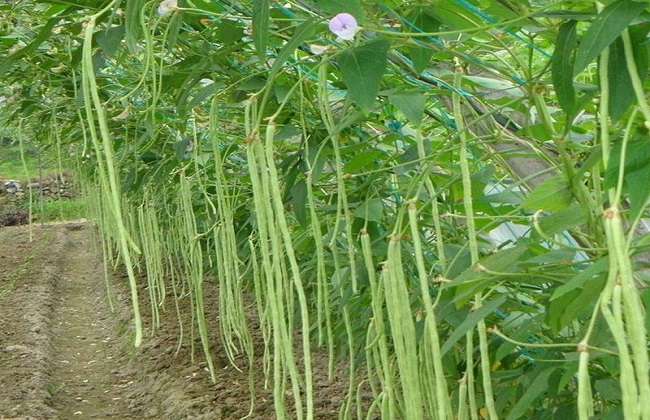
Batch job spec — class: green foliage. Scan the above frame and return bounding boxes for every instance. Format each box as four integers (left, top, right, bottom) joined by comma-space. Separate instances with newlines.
573, 0, 647, 75
521, 175, 573, 211
336, 38, 391, 114
2, 0, 649, 418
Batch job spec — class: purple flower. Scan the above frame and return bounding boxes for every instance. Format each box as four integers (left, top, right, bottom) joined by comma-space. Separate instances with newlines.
328, 13, 359, 41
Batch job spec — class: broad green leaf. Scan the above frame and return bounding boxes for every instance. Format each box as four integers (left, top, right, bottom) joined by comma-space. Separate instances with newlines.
389, 92, 426, 126
548, 271, 606, 333
607, 24, 650, 121
463, 75, 523, 97
95, 25, 125, 58
314, 0, 364, 20
551, 257, 608, 301
427, 6, 477, 31
480, 190, 524, 205
448, 244, 529, 306
605, 140, 650, 220
518, 123, 563, 142
626, 167, 650, 221
533, 10, 595, 20
252, 0, 270, 62
642, 288, 650, 332
215, 19, 245, 44
125, 0, 145, 54
533, 202, 586, 237
440, 295, 507, 356
188, 82, 225, 108
573, 0, 647, 75
0, 18, 58, 73
291, 180, 308, 227
405, 8, 440, 73
189, 0, 225, 14
337, 39, 391, 114
343, 150, 383, 173
523, 248, 576, 265
447, 244, 529, 286
495, 314, 544, 362
552, 20, 578, 117
605, 140, 650, 186
521, 175, 573, 211
442, 244, 473, 279
355, 198, 384, 223
269, 19, 315, 78
408, 46, 434, 74
549, 259, 608, 333
506, 367, 556, 420
595, 379, 622, 401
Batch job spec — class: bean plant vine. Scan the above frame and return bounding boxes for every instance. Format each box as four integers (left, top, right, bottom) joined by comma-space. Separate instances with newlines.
1, 0, 649, 418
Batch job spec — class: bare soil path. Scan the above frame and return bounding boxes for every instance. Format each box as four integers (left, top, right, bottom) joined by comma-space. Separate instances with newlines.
0, 222, 143, 419
48, 224, 134, 418
0, 222, 349, 419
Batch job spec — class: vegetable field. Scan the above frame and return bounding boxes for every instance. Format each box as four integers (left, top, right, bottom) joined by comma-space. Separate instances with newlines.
1, 0, 650, 418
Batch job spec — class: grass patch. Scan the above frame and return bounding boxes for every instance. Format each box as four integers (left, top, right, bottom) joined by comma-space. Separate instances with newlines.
7, 197, 87, 224
1, 136, 85, 223
0, 139, 42, 180
31, 198, 87, 222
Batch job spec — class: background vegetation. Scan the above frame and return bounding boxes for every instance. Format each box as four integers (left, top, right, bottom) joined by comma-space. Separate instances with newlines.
1, 0, 649, 418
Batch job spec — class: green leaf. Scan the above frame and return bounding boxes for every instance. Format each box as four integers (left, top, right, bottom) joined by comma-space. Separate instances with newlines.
355, 198, 384, 223
343, 150, 383, 173
190, 0, 225, 14
188, 82, 225, 108
337, 39, 391, 114
521, 175, 573, 211
595, 379, 622, 401
125, 0, 145, 54
314, 0, 364, 20
495, 314, 544, 362
252, 0, 270, 62
448, 244, 529, 306
625, 167, 650, 221
463, 75, 522, 97
642, 288, 650, 333
548, 269, 606, 333
215, 19, 245, 44
96, 25, 125, 58
533, 10, 596, 20
551, 258, 608, 301
552, 20, 578, 117
0, 18, 58, 73
440, 295, 507, 356
605, 140, 650, 220
533, 202, 586, 237
442, 244, 473, 279
389, 92, 426, 126
523, 248, 576, 265
405, 8, 440, 73
291, 180, 308, 227
573, 0, 647, 75
506, 367, 556, 420
607, 24, 650, 121
408, 46, 434, 74
269, 19, 315, 78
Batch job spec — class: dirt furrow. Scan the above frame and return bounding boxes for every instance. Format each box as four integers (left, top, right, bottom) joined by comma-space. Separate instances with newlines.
1, 222, 353, 419
48, 224, 137, 418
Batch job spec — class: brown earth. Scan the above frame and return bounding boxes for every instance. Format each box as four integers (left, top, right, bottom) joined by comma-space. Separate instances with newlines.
0, 222, 350, 419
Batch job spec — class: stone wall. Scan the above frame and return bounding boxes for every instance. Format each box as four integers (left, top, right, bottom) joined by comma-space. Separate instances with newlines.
0, 173, 77, 205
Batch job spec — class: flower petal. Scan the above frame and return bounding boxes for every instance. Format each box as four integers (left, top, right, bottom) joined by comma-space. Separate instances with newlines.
157, 0, 178, 16
328, 13, 359, 41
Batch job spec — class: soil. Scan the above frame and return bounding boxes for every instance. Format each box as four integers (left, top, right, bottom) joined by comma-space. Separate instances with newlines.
0, 222, 350, 419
